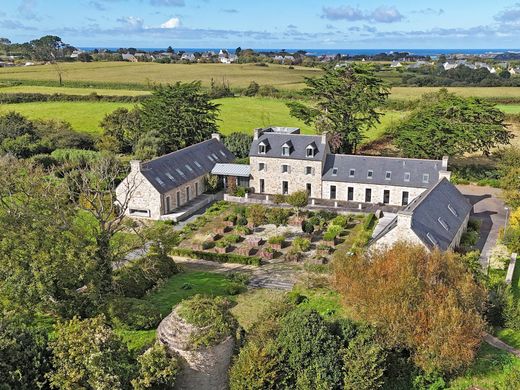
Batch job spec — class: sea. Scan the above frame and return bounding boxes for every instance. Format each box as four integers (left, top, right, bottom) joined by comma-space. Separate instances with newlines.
80, 47, 520, 57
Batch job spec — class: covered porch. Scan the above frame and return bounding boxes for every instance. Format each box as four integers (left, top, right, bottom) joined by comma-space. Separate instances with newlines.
211, 163, 251, 190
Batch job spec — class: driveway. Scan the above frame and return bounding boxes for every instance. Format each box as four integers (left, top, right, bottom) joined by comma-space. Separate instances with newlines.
456, 185, 506, 267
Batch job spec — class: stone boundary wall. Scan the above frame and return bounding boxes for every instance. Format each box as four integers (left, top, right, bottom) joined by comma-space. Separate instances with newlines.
506, 253, 518, 285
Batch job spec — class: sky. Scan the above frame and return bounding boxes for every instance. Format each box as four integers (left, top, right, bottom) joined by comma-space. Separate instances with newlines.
2, 0, 520, 49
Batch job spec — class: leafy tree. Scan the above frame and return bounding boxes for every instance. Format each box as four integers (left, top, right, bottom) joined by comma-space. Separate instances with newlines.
99, 107, 142, 154
287, 64, 389, 153
48, 316, 134, 390
0, 316, 50, 389
243, 81, 260, 96
497, 147, 520, 208
247, 204, 267, 231
392, 89, 512, 159
223, 132, 253, 158
132, 342, 179, 389
334, 242, 486, 374
28, 35, 73, 61
267, 207, 290, 227
286, 190, 308, 217
139, 82, 220, 157
0, 111, 37, 143
35, 119, 95, 150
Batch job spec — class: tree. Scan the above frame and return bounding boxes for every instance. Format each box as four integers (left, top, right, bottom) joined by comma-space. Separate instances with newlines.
0, 316, 50, 389
497, 147, 520, 208
243, 80, 260, 96
132, 342, 179, 389
139, 82, 220, 157
247, 204, 267, 231
48, 316, 134, 390
334, 242, 486, 374
223, 132, 253, 159
392, 89, 512, 159
99, 107, 142, 154
286, 190, 308, 218
287, 64, 389, 153
166, 46, 174, 53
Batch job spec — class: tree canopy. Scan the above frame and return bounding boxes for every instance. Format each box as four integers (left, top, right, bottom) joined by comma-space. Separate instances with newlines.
392, 89, 512, 159
287, 64, 388, 153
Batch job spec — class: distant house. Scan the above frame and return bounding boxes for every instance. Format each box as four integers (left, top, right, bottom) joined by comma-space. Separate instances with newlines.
70, 50, 84, 59
390, 60, 402, 68
220, 54, 237, 64
407, 60, 432, 69
371, 178, 471, 251
181, 53, 196, 62
475, 62, 496, 73
443, 61, 459, 71
122, 53, 137, 62
116, 135, 235, 220
509, 67, 520, 75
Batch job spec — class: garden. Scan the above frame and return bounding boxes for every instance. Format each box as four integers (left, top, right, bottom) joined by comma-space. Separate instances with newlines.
171, 200, 376, 267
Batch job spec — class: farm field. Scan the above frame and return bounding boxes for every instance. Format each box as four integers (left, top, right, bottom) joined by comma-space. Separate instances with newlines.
0, 62, 321, 89
390, 86, 520, 101
0, 97, 406, 143
497, 104, 520, 114
0, 85, 150, 96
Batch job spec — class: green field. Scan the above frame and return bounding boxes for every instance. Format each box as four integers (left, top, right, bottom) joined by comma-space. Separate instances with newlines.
0, 62, 321, 89
0, 97, 405, 142
498, 104, 520, 114
391, 86, 520, 101
0, 85, 149, 96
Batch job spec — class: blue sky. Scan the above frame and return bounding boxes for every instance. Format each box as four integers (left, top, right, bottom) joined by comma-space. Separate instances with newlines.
2, 0, 520, 49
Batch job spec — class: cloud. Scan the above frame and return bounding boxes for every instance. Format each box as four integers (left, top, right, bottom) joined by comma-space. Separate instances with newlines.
287, 24, 297, 29
17, 0, 41, 20
412, 8, 444, 16
221, 9, 238, 13
89, 1, 107, 11
495, 3, 520, 22
149, 0, 185, 6
160, 17, 181, 28
116, 16, 145, 30
0, 19, 37, 30
321, 5, 403, 23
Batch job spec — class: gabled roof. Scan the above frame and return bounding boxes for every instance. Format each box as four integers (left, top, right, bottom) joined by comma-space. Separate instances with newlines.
250, 133, 325, 161
404, 178, 471, 250
140, 139, 235, 193
322, 154, 443, 188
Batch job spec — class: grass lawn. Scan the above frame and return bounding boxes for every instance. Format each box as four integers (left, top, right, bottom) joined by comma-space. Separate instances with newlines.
0, 85, 150, 96
0, 62, 321, 89
0, 101, 135, 134
448, 342, 520, 389
498, 104, 520, 114
230, 289, 287, 331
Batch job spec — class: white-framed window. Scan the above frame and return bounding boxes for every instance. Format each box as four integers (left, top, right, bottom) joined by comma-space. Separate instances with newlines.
448, 204, 458, 217
367, 170, 373, 179
306, 145, 315, 157
349, 169, 355, 177
422, 173, 430, 183
282, 144, 290, 156
258, 142, 267, 154
385, 171, 392, 180
305, 166, 313, 175
427, 232, 438, 246
332, 167, 338, 176
404, 172, 411, 182
438, 217, 449, 231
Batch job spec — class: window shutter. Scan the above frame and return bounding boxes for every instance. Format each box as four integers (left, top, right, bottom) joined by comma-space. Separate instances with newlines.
288, 166, 291, 174
280, 165, 284, 173
312, 167, 315, 175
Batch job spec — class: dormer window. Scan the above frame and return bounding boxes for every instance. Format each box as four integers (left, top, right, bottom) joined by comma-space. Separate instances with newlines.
258, 141, 267, 154
282, 145, 290, 156
427, 232, 438, 246
422, 173, 430, 184
367, 170, 373, 179
332, 167, 338, 176
404, 172, 410, 182
349, 169, 355, 177
448, 204, 458, 217
438, 217, 449, 231
385, 171, 392, 180
306, 145, 315, 157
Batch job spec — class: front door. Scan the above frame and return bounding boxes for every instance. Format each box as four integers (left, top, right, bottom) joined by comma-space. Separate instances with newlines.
260, 179, 265, 193
402, 191, 409, 206
186, 187, 190, 202
176, 191, 180, 207
282, 181, 288, 195
330, 185, 337, 200
166, 196, 171, 213
306, 183, 311, 196
195, 182, 199, 196
365, 188, 372, 203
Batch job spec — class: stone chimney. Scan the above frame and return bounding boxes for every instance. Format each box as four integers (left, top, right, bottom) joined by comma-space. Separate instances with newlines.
321, 131, 328, 145
439, 155, 452, 181
442, 155, 449, 170
253, 127, 262, 140
397, 211, 413, 228
211, 133, 221, 142
130, 160, 141, 173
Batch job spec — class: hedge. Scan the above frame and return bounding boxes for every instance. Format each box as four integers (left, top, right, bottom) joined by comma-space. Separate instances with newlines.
0, 92, 147, 104
171, 247, 261, 266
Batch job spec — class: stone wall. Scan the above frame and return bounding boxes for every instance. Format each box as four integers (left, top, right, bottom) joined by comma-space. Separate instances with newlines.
161, 175, 207, 213
116, 170, 162, 219
250, 156, 323, 198
322, 180, 426, 206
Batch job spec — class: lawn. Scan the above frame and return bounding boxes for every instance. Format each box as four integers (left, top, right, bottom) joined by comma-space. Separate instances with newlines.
0, 62, 321, 90
0, 101, 135, 134
498, 104, 520, 114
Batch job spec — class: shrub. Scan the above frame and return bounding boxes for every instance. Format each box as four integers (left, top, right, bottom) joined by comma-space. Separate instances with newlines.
284, 250, 303, 262
287, 190, 309, 216
268, 235, 285, 245
234, 186, 247, 197
170, 247, 261, 266
323, 231, 337, 242
236, 216, 248, 226
302, 220, 315, 234
225, 214, 237, 224
363, 213, 376, 230
293, 237, 311, 252
30, 153, 58, 169
132, 342, 179, 390
226, 282, 246, 295
267, 208, 291, 227
176, 295, 237, 348
317, 210, 337, 221
326, 224, 343, 238
215, 240, 229, 248
106, 297, 162, 330
309, 216, 320, 226
233, 205, 247, 216
224, 234, 241, 244
235, 225, 251, 235
331, 215, 350, 228
272, 194, 287, 204
202, 241, 215, 250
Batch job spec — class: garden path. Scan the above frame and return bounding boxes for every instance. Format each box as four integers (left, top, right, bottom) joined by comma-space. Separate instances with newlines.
483, 333, 520, 357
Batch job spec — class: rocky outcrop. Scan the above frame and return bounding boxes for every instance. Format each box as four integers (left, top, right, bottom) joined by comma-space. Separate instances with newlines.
157, 307, 235, 390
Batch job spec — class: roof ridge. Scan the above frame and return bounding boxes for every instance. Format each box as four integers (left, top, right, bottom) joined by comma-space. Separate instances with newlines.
331, 153, 442, 163
402, 177, 449, 213
143, 138, 216, 166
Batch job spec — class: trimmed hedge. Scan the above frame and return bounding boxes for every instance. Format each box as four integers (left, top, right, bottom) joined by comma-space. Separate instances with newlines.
0, 92, 147, 104
171, 247, 261, 266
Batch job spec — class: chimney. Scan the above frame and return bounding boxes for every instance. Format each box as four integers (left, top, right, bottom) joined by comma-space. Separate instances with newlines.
397, 211, 413, 228
130, 160, 141, 173
253, 127, 262, 140
321, 131, 328, 145
442, 155, 449, 170
211, 133, 221, 142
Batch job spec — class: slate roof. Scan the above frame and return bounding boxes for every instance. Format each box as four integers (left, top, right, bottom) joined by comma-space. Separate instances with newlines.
250, 133, 326, 161
322, 154, 443, 189
405, 178, 472, 250
140, 139, 235, 193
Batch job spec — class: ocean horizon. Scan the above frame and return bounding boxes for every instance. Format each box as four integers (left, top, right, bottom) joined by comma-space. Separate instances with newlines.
79, 47, 520, 57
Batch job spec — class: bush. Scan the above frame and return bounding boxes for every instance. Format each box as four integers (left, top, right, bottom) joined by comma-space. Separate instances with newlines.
331, 215, 350, 228
215, 240, 229, 248
301, 220, 315, 234
293, 237, 311, 252
267, 208, 291, 227
323, 231, 337, 242
226, 282, 246, 295
202, 241, 215, 250
326, 224, 343, 238
170, 247, 261, 266
132, 342, 179, 390
225, 214, 237, 224
236, 216, 248, 226
106, 297, 162, 330
224, 234, 241, 244
235, 225, 251, 235
272, 194, 287, 204
284, 250, 304, 262
234, 186, 247, 197
268, 235, 285, 245
309, 216, 320, 226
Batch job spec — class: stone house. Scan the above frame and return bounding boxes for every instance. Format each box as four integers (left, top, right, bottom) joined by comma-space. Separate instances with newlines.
116, 134, 234, 220
371, 177, 471, 251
